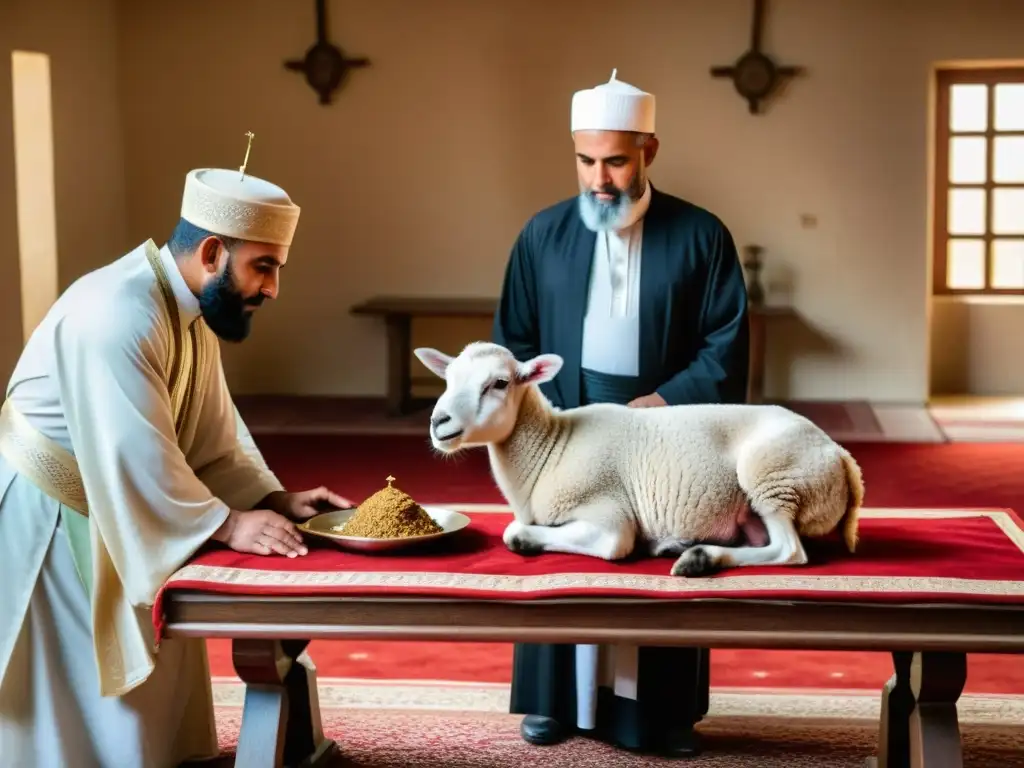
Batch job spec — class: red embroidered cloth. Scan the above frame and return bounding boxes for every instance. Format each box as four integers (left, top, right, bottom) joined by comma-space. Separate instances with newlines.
154, 508, 1024, 639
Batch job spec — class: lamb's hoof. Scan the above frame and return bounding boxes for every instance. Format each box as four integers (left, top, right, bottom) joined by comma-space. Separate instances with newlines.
671, 546, 717, 577
503, 522, 543, 556
508, 535, 543, 556
649, 537, 696, 557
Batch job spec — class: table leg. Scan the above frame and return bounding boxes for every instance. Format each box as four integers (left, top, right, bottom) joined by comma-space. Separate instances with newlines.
868, 651, 967, 768
385, 314, 412, 416
232, 638, 337, 768
873, 651, 915, 767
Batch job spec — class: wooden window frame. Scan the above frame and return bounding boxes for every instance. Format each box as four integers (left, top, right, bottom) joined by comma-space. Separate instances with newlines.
932, 67, 1024, 296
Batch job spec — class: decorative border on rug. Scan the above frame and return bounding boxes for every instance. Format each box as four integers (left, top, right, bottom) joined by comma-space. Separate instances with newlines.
209, 677, 1024, 726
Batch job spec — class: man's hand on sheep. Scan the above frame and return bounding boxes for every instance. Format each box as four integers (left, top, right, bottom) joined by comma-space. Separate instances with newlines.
627, 393, 667, 408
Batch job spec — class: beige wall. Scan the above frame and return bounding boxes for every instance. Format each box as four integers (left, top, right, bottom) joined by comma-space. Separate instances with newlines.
0, 0, 128, 387
3, 0, 1022, 401
930, 298, 1024, 396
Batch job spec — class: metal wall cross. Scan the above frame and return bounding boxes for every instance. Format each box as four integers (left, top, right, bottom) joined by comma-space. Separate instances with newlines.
285, 0, 370, 105
710, 0, 803, 114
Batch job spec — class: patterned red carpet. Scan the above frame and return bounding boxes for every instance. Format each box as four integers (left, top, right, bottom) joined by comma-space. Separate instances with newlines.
206, 709, 1024, 767
204, 436, 1024, 693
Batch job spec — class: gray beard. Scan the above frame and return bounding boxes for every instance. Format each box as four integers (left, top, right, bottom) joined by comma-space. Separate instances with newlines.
576, 173, 647, 232
577, 191, 639, 232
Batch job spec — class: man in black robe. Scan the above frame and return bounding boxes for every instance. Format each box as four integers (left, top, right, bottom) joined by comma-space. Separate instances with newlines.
491, 70, 750, 757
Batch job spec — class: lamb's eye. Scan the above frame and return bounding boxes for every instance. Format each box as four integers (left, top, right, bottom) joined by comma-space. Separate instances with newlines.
492, 379, 509, 391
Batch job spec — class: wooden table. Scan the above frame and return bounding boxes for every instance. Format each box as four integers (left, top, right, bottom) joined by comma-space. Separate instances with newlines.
350, 296, 793, 415
164, 593, 1024, 768
747, 304, 795, 404
350, 297, 498, 416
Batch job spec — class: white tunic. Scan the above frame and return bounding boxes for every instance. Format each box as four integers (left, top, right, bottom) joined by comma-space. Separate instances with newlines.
576, 183, 653, 729
0, 239, 284, 767
580, 182, 651, 377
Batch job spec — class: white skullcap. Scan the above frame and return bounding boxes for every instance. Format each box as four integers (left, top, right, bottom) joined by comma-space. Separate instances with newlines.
571, 69, 656, 134
180, 168, 301, 247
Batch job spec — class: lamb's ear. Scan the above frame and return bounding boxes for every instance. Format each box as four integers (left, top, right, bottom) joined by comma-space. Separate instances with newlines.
414, 347, 453, 380
516, 354, 563, 385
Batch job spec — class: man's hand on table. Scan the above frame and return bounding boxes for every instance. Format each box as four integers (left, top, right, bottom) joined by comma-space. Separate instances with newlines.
262, 487, 355, 521
209, 489, 354, 558
212, 508, 309, 558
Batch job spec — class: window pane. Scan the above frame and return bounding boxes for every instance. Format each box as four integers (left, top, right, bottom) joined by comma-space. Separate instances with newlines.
992, 188, 1024, 235
994, 136, 1024, 183
949, 137, 987, 183
948, 188, 987, 234
994, 83, 1024, 131
991, 240, 1024, 289
950, 84, 988, 132
946, 239, 986, 289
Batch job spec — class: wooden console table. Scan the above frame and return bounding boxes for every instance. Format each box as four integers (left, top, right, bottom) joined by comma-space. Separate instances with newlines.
351, 296, 792, 416
747, 304, 795, 404
351, 297, 498, 416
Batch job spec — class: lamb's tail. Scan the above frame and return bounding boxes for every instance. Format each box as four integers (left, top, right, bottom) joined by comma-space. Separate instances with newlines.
838, 449, 865, 553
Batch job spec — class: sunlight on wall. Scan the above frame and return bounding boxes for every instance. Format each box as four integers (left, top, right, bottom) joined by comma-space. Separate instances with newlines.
11, 50, 58, 344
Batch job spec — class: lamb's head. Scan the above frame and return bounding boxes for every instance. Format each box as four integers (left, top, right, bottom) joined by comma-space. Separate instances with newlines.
413, 341, 562, 453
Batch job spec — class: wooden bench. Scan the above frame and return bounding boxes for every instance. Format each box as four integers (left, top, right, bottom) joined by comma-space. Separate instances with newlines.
350, 295, 793, 415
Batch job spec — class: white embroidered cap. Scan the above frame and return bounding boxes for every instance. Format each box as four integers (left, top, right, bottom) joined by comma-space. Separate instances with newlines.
570, 69, 656, 134
180, 168, 301, 247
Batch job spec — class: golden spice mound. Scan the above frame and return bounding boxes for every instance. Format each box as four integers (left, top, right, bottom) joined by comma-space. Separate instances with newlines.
334, 476, 443, 539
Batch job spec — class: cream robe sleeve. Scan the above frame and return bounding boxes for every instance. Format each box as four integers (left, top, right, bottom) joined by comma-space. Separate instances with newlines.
188, 352, 284, 510
53, 306, 232, 610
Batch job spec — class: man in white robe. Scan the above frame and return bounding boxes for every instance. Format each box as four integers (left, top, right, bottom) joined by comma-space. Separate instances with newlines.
0, 163, 353, 767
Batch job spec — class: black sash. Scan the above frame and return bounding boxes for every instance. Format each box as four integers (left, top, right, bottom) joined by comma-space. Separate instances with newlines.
580, 367, 649, 406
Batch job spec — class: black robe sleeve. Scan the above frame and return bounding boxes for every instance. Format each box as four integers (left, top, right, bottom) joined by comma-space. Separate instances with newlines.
492, 221, 541, 363
655, 223, 750, 406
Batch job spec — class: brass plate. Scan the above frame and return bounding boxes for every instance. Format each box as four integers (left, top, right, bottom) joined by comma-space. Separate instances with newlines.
298, 506, 471, 553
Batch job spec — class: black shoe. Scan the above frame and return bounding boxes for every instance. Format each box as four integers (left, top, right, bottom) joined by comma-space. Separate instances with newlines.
663, 726, 702, 758
520, 715, 566, 746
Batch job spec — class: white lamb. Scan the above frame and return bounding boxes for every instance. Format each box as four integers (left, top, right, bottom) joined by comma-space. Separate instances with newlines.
413, 341, 864, 577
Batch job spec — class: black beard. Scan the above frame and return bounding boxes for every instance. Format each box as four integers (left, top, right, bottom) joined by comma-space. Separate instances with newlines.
197, 259, 263, 342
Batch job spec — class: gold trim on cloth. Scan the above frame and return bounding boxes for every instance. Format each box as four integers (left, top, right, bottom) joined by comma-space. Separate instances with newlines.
0, 400, 88, 516
166, 565, 1024, 599
144, 241, 199, 433
0, 244, 199, 519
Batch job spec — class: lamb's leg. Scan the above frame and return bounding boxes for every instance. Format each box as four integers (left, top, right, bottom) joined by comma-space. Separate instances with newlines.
671, 510, 807, 578
648, 537, 696, 557
503, 510, 635, 561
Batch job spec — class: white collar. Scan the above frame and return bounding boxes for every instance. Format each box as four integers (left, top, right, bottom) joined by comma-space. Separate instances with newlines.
148, 239, 202, 326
